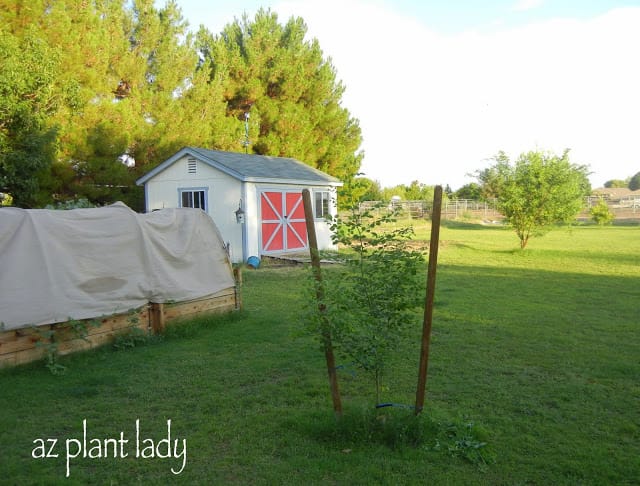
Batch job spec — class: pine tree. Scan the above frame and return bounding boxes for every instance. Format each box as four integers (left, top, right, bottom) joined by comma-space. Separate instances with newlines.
199, 9, 363, 182
1, 2, 363, 207
0, 27, 60, 207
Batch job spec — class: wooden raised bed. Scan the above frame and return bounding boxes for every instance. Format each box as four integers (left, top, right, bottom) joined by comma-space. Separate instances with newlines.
0, 287, 240, 369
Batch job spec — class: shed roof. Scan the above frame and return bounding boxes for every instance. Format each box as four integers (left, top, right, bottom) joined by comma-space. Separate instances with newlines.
136, 147, 342, 186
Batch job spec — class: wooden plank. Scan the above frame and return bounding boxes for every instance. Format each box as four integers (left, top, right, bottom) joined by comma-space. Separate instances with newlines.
57, 331, 120, 356
0, 289, 236, 368
0, 326, 49, 356
40, 308, 148, 343
164, 294, 235, 314
162, 290, 237, 321
150, 303, 165, 334
0, 353, 17, 367
56, 310, 149, 356
171, 294, 236, 313
163, 297, 236, 321
11, 346, 48, 366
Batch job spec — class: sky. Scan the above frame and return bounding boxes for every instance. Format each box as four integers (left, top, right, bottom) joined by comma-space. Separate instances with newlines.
167, 0, 640, 190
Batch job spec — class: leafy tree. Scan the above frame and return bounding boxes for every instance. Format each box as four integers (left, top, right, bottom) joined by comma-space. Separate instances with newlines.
198, 9, 363, 184
475, 150, 510, 200
404, 180, 434, 201
307, 205, 424, 404
381, 182, 437, 203
340, 176, 383, 205
1, 0, 138, 206
454, 183, 482, 200
0, 2, 363, 207
604, 179, 629, 188
0, 28, 61, 207
629, 171, 640, 191
356, 177, 384, 202
382, 185, 406, 202
60, 0, 216, 208
479, 149, 591, 248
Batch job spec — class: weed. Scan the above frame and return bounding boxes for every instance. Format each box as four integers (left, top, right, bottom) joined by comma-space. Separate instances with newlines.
33, 327, 66, 375
443, 420, 494, 467
112, 327, 154, 350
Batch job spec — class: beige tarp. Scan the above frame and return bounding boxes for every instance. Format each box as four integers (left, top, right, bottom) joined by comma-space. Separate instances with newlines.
0, 202, 235, 331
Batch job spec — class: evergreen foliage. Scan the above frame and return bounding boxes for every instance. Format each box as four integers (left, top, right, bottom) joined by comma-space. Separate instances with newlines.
198, 9, 363, 184
0, 2, 362, 208
0, 28, 61, 207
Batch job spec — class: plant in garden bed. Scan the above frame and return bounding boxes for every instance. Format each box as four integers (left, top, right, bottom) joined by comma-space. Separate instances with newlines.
34, 317, 102, 374
306, 203, 425, 405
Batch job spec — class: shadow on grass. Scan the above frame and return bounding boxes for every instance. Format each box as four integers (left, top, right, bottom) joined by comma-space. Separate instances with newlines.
492, 247, 640, 267
160, 310, 246, 340
440, 220, 507, 231
436, 263, 638, 315
1, 261, 637, 484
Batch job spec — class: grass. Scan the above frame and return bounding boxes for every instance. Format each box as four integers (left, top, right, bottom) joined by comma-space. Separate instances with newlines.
0, 223, 638, 484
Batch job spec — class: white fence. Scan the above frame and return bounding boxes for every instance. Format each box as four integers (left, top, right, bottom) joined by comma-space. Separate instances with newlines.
582, 195, 640, 220
359, 197, 640, 222
358, 199, 502, 221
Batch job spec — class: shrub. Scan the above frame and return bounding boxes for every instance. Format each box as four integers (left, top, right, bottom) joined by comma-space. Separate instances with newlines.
590, 198, 614, 225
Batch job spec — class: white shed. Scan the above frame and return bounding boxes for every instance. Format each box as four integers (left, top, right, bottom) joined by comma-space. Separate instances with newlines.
136, 147, 342, 263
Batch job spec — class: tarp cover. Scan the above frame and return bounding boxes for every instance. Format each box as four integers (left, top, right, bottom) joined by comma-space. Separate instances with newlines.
0, 202, 235, 330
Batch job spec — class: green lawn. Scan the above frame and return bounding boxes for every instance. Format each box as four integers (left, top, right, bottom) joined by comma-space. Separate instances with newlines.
1, 223, 638, 485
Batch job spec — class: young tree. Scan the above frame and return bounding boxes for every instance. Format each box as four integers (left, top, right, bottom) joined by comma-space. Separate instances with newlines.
590, 198, 614, 225
479, 149, 591, 248
307, 206, 424, 404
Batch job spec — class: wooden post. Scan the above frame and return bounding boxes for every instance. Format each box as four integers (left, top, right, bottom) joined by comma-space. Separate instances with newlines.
415, 185, 443, 414
302, 189, 342, 418
233, 266, 243, 310
150, 302, 166, 334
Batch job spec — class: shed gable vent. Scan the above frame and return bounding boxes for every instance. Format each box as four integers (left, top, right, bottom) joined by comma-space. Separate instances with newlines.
187, 157, 197, 174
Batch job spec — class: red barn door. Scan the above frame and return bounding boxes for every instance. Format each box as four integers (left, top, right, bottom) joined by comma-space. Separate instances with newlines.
260, 191, 307, 253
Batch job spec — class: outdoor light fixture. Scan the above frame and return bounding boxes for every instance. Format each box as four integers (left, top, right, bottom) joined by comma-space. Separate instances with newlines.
235, 199, 245, 224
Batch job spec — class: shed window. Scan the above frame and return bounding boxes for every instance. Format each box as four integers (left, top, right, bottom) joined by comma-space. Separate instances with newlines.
180, 189, 206, 211
187, 157, 197, 174
314, 191, 330, 219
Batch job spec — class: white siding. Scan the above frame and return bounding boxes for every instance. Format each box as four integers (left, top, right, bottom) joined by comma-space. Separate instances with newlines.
243, 182, 260, 260
313, 186, 338, 252
143, 155, 339, 262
